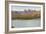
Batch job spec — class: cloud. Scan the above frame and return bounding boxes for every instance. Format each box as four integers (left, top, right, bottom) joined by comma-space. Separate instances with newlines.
11, 6, 41, 11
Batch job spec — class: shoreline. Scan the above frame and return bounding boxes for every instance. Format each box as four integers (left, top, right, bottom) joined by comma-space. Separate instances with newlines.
12, 18, 40, 20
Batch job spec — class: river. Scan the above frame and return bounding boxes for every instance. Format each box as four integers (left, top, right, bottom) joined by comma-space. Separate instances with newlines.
11, 18, 41, 28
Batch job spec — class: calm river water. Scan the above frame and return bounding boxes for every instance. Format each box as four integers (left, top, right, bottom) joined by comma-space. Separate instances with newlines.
11, 18, 41, 28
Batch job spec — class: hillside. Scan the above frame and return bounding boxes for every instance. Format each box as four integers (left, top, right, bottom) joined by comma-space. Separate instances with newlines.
11, 9, 41, 20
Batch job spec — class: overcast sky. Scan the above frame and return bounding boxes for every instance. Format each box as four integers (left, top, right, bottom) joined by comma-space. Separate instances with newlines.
11, 6, 41, 11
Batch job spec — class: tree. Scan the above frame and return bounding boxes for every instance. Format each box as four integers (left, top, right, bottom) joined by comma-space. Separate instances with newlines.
24, 9, 27, 13
28, 9, 31, 12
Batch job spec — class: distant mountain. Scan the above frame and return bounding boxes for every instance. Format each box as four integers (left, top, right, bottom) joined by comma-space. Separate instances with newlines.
12, 11, 33, 14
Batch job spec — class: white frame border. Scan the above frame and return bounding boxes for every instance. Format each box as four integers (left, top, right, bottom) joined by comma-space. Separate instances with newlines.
9, 3, 43, 31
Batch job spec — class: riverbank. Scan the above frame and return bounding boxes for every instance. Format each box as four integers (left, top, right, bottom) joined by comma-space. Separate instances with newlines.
12, 11, 40, 20
12, 17, 40, 20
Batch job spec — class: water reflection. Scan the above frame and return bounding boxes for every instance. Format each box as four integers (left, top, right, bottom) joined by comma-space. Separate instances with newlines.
11, 18, 41, 28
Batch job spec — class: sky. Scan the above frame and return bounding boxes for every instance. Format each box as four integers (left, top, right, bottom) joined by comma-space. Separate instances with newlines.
11, 5, 41, 11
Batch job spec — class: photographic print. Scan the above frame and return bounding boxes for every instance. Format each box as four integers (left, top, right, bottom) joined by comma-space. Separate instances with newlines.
8, 2, 45, 32
11, 5, 41, 28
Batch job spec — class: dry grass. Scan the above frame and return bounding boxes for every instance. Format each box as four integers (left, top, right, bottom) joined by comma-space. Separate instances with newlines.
12, 13, 40, 20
